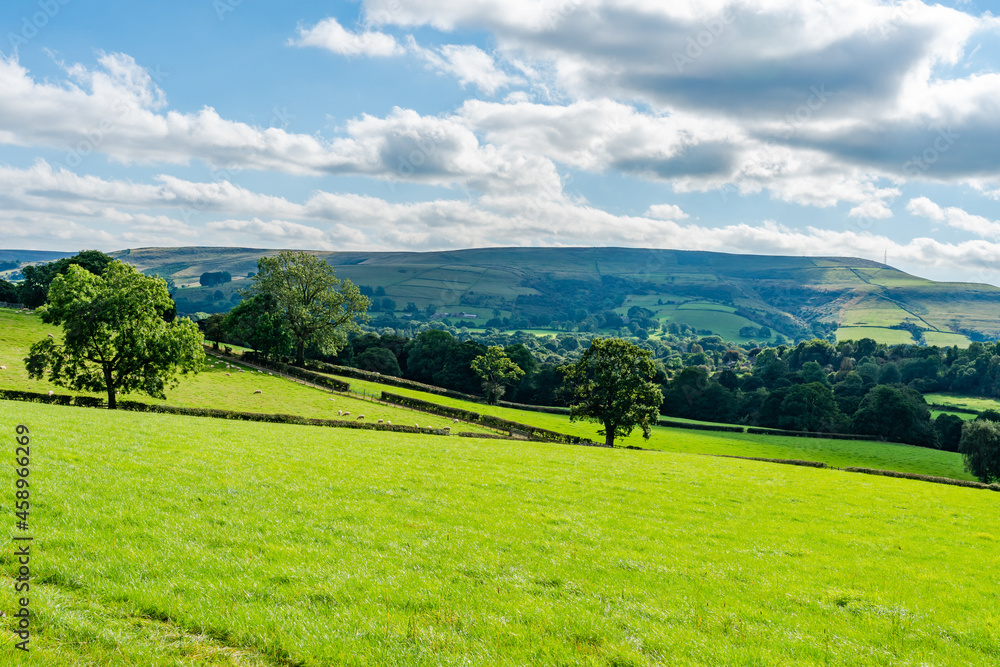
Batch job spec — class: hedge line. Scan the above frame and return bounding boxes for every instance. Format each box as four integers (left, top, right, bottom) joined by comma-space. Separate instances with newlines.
299, 359, 482, 401
745, 427, 868, 440
380, 391, 596, 445
216, 351, 351, 392
497, 400, 570, 415
713, 454, 830, 468
658, 419, 745, 433
843, 467, 1000, 492
0, 388, 458, 436
926, 403, 980, 416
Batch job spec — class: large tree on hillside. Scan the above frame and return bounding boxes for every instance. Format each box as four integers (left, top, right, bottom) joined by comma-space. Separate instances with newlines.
245, 251, 370, 366
25, 262, 204, 409
471, 346, 525, 405
560, 337, 663, 447
959, 420, 1000, 483
851, 384, 937, 447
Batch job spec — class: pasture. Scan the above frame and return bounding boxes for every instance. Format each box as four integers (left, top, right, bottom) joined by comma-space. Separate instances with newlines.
0, 400, 997, 664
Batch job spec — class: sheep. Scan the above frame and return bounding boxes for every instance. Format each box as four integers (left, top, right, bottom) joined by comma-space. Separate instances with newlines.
453, 419, 460, 423
414, 423, 419, 428
386, 420, 391, 425
225, 373, 231, 376
47, 333, 53, 338
356, 415, 364, 421
377, 419, 384, 424
47, 390, 54, 396
443, 426, 451, 433
253, 390, 262, 395
343, 411, 350, 417
338, 410, 343, 416
0, 365, 6, 370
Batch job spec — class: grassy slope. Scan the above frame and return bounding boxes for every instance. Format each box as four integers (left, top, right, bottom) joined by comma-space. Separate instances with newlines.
0, 310, 493, 434
925, 393, 1000, 413
327, 373, 974, 480
109, 246, 1000, 341
1, 400, 998, 665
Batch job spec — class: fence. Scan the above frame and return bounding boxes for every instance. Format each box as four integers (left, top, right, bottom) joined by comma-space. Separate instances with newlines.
0, 301, 25, 310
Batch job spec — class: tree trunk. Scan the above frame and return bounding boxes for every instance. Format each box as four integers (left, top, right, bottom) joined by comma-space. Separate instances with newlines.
605, 422, 615, 448
296, 340, 306, 366
105, 369, 116, 410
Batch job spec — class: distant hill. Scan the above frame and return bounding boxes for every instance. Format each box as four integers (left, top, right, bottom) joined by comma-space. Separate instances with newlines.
1, 245, 990, 346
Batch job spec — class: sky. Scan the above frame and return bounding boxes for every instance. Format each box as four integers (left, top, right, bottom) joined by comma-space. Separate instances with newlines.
1, 0, 1000, 284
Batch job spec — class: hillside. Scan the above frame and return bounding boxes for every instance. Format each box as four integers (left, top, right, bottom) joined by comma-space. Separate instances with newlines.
1, 399, 997, 664
7, 246, 1000, 344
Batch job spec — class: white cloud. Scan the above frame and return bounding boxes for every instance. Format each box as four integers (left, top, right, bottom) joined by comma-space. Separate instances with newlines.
907, 196, 1000, 239
409, 41, 523, 95
290, 17, 403, 57
645, 204, 688, 220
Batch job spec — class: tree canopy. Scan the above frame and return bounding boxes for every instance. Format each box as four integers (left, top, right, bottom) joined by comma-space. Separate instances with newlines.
18, 250, 114, 308
244, 251, 370, 365
471, 346, 525, 405
560, 337, 663, 447
959, 419, 1000, 483
25, 262, 204, 409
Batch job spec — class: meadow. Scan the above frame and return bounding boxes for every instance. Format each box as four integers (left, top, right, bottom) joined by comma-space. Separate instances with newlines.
926, 393, 1000, 413
326, 372, 975, 480
0, 310, 493, 434
1, 400, 997, 665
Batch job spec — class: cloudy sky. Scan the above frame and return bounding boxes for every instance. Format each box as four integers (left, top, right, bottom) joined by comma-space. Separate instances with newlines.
2, 0, 1000, 283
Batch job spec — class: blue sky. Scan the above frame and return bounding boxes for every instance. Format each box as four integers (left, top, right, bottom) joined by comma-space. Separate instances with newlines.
2, 0, 1000, 284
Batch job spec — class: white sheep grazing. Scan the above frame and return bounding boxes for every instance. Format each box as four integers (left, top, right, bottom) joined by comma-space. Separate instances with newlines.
47, 390, 54, 396
414, 423, 419, 428
453, 419, 460, 423
443, 426, 451, 433
343, 411, 350, 417
253, 390, 262, 394
356, 415, 364, 421
338, 410, 343, 416
377, 419, 384, 424
386, 420, 391, 425
225, 373, 231, 377
47, 333, 53, 338
0, 365, 6, 370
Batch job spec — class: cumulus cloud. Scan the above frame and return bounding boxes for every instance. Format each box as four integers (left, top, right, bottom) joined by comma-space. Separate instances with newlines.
290, 17, 403, 57
907, 196, 1000, 239
408, 40, 523, 95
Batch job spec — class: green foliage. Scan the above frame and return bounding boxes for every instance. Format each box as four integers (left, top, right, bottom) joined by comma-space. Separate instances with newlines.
935, 413, 965, 452
199, 270, 232, 287
778, 382, 843, 432
17, 249, 114, 308
355, 346, 402, 376
223, 293, 293, 359
24, 262, 204, 408
560, 337, 664, 446
851, 385, 937, 447
959, 419, 1000, 483
471, 346, 525, 405
246, 251, 370, 365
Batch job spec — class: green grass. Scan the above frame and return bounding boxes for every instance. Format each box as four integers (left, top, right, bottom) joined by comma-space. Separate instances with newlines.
925, 393, 1000, 413
930, 410, 976, 421
2, 400, 998, 664
0, 310, 493, 434
325, 372, 974, 480
923, 332, 973, 348
835, 327, 916, 345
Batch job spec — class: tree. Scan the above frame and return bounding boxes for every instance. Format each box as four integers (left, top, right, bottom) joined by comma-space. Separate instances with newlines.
934, 413, 965, 452
25, 262, 204, 409
245, 251, 370, 366
958, 420, 1000, 483
223, 293, 291, 359
778, 382, 842, 432
471, 346, 525, 405
18, 250, 114, 308
355, 347, 402, 376
851, 385, 937, 447
560, 337, 663, 447
199, 271, 232, 287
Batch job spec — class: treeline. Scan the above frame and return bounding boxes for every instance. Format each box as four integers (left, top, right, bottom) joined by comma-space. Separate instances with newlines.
661, 337, 1000, 451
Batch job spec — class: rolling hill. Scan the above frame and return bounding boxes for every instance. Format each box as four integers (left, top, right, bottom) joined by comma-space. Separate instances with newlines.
8, 246, 1000, 345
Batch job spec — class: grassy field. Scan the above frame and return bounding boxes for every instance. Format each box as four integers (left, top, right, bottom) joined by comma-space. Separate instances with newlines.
0, 310, 493, 434
835, 327, 916, 345
1, 400, 998, 664
328, 373, 975, 480
925, 393, 1000, 413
